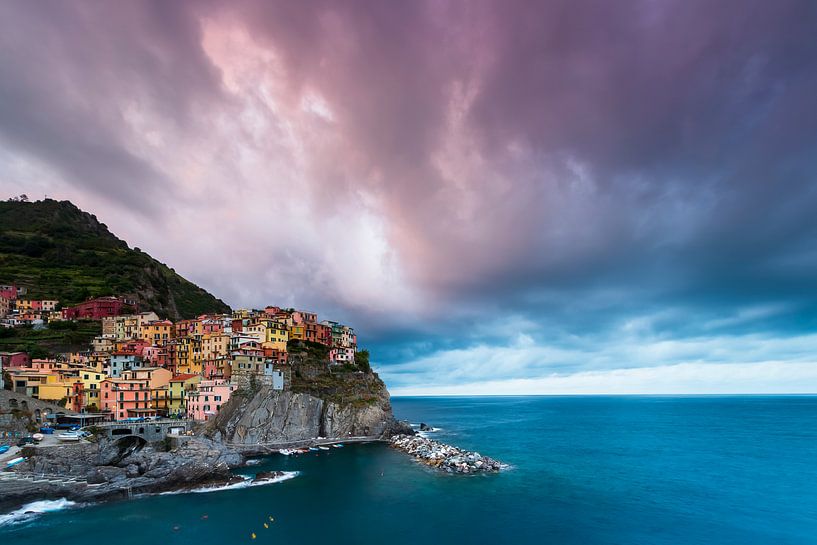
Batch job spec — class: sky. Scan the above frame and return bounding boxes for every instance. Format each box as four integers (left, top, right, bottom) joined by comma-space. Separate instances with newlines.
2, 0, 817, 395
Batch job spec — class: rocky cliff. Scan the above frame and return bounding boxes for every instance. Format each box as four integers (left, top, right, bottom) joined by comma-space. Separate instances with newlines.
205, 357, 411, 449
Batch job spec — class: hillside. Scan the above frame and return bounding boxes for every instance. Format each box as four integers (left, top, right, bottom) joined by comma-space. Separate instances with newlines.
0, 199, 230, 320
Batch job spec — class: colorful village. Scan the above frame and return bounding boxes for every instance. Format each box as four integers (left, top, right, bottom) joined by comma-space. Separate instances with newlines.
0, 284, 358, 423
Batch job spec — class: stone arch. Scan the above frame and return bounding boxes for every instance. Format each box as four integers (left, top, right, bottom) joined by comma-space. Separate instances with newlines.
8, 398, 18, 409
20, 400, 28, 411
113, 435, 147, 456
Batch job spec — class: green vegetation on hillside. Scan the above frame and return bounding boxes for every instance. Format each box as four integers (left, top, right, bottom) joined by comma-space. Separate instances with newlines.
287, 341, 380, 406
0, 199, 230, 320
0, 320, 101, 357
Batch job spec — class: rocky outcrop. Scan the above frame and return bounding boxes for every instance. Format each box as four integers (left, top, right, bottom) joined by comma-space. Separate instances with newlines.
205, 387, 403, 449
390, 435, 505, 474
205, 365, 411, 450
0, 436, 242, 512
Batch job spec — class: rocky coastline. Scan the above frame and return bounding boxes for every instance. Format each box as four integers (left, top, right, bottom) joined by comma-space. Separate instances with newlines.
390, 434, 505, 474
0, 436, 243, 512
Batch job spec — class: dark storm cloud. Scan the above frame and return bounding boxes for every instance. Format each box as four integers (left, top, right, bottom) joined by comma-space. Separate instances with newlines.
0, 0, 224, 212
1, 0, 816, 390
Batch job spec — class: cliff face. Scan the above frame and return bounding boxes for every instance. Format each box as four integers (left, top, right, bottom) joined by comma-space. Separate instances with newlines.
205, 364, 406, 448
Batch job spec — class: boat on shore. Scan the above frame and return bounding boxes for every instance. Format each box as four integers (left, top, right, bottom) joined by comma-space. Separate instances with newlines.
57, 432, 81, 442
0, 445, 10, 454
5, 456, 24, 467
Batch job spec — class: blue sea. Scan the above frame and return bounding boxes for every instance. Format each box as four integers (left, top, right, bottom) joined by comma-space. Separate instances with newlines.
1, 396, 816, 544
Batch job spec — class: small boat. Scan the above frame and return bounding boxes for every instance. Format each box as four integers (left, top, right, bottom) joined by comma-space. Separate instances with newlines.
6, 457, 24, 467
0, 445, 10, 454
57, 432, 81, 442
32, 433, 44, 442
278, 449, 294, 456
309, 447, 320, 452
318, 446, 330, 451
332, 444, 344, 448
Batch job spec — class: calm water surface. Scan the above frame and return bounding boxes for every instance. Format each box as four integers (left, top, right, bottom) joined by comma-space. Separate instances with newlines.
1, 396, 816, 544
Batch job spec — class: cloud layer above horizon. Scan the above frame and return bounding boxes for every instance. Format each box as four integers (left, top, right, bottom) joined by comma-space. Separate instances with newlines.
2, 0, 817, 394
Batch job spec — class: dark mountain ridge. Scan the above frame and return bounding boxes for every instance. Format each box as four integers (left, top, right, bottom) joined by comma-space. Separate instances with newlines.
0, 198, 230, 320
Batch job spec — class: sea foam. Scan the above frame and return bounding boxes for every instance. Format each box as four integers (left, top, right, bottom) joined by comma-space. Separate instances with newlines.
158, 471, 299, 496
0, 498, 78, 526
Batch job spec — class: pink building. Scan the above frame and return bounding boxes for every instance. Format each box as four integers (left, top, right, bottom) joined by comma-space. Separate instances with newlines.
0, 352, 30, 368
292, 310, 318, 324
142, 346, 170, 368
202, 358, 230, 380
329, 347, 356, 365
101, 378, 155, 421
200, 320, 224, 335
62, 296, 137, 320
0, 284, 19, 300
186, 379, 237, 421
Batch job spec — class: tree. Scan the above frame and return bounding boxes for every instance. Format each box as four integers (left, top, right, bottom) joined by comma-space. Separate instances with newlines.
356, 349, 371, 373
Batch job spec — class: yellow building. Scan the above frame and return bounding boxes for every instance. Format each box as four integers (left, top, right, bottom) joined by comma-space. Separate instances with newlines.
232, 309, 251, 320
78, 368, 106, 410
289, 324, 306, 342
139, 320, 174, 345
167, 374, 201, 417
243, 320, 288, 352
173, 337, 202, 375
8, 371, 57, 398
36, 381, 72, 403
263, 320, 289, 351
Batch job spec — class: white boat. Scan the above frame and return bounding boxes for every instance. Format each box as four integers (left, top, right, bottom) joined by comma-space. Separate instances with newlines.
278, 448, 295, 456
57, 432, 81, 442
332, 444, 344, 448
318, 446, 330, 451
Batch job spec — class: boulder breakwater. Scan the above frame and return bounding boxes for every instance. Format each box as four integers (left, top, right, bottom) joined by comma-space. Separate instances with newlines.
389, 434, 504, 474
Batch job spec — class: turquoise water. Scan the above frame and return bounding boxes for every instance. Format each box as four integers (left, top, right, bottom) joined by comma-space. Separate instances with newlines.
1, 396, 816, 544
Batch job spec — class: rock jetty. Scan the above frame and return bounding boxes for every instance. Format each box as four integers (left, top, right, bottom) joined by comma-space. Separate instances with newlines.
390, 434, 504, 474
